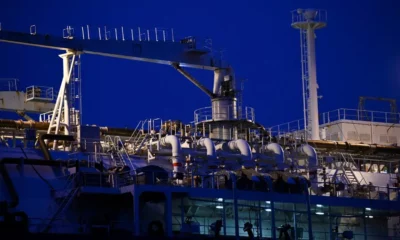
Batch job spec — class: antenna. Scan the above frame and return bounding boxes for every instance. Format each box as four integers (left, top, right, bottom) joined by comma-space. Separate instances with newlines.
291, 9, 327, 141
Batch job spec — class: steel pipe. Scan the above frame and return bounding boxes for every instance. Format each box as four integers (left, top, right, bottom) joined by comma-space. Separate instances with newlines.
0, 119, 136, 137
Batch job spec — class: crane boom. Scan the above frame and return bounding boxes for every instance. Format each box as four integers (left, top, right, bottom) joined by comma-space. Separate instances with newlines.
0, 30, 225, 70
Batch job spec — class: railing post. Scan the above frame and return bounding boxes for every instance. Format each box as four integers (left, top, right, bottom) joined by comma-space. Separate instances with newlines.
371, 111, 374, 122
343, 109, 346, 120
328, 112, 330, 123
337, 109, 340, 121
278, 125, 280, 140
385, 112, 387, 123
387, 184, 390, 200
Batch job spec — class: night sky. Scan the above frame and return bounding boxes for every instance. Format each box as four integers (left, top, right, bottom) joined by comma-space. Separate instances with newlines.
1, 0, 399, 129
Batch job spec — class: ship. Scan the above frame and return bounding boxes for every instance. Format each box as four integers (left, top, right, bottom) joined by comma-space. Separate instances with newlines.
0, 9, 400, 240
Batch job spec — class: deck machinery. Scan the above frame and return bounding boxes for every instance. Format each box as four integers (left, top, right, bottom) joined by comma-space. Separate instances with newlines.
1, 9, 400, 240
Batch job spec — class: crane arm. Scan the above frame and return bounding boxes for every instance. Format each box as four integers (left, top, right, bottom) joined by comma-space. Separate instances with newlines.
0, 30, 225, 70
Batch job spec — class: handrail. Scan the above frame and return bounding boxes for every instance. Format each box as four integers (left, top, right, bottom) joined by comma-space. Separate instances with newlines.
269, 108, 400, 136
0, 78, 19, 91
193, 105, 255, 124
76, 169, 400, 202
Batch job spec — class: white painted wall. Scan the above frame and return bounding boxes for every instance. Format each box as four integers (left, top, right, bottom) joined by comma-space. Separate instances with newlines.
323, 120, 400, 145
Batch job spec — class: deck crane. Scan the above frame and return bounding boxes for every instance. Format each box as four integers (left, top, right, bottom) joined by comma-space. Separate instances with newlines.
0, 25, 235, 149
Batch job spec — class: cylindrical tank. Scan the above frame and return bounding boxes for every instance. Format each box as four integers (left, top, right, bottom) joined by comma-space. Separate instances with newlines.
212, 97, 237, 121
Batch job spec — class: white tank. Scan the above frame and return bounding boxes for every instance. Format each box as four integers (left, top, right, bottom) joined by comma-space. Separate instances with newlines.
211, 97, 237, 121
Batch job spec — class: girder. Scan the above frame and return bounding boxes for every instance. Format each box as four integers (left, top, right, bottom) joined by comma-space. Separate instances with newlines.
0, 30, 226, 70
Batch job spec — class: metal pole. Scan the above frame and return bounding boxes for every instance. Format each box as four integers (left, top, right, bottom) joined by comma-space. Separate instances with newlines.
98, 27, 101, 40
271, 201, 276, 239
363, 208, 367, 240
155, 27, 158, 41
121, 26, 125, 41
81, 27, 85, 40
258, 201, 262, 238
231, 174, 239, 239
171, 28, 175, 42
304, 180, 313, 240
306, 25, 320, 140
222, 199, 227, 236
131, 29, 134, 41
115, 28, 118, 41
293, 203, 297, 239
329, 206, 333, 240
299, 29, 307, 140
86, 25, 90, 40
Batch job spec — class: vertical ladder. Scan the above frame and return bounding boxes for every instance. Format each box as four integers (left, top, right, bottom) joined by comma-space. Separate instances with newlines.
299, 29, 311, 140
69, 55, 82, 127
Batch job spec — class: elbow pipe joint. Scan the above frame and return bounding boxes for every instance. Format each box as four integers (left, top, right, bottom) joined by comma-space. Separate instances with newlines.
227, 139, 253, 167
265, 143, 285, 165
197, 138, 216, 159
298, 144, 318, 168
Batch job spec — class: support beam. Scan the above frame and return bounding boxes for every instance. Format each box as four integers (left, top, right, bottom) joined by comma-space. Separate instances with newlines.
47, 50, 76, 149
172, 63, 214, 98
0, 30, 226, 70
0, 119, 138, 137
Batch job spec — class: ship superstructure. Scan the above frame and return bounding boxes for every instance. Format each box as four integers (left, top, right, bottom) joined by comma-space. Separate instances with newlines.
0, 9, 400, 240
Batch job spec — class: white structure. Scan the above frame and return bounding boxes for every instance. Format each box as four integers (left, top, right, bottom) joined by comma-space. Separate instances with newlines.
47, 50, 82, 149
291, 9, 327, 141
270, 108, 400, 147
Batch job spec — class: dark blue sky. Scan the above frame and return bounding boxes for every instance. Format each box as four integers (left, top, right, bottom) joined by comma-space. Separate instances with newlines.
1, 0, 399, 129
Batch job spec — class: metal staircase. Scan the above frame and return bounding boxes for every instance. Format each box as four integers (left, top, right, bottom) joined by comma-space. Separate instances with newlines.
128, 119, 148, 152
114, 136, 136, 170
336, 153, 368, 185
127, 118, 163, 154
43, 173, 80, 233
104, 135, 126, 168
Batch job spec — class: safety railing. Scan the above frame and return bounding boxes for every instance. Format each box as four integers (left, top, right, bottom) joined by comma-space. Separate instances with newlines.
309, 181, 400, 201
291, 8, 328, 25
0, 78, 18, 91
76, 170, 400, 202
322, 108, 400, 124
25, 85, 54, 102
194, 106, 255, 124
39, 111, 53, 122
269, 108, 400, 137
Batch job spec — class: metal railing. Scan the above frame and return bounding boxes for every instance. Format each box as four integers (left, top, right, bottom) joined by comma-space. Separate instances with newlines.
194, 106, 255, 124
291, 8, 328, 25
75, 169, 400, 202
269, 108, 400, 137
25, 85, 54, 102
0, 78, 19, 91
